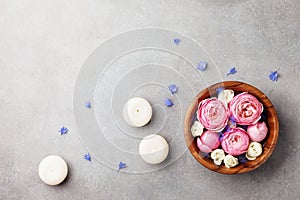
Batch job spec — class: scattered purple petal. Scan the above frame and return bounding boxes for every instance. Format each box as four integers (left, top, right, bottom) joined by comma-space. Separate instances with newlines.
85, 101, 91, 109
223, 118, 236, 132
228, 120, 237, 129
260, 112, 267, 122
216, 87, 225, 94
58, 126, 68, 135
164, 98, 174, 107
219, 133, 224, 142
173, 38, 181, 45
168, 84, 178, 95
84, 153, 91, 161
197, 61, 207, 71
227, 117, 237, 129
118, 161, 127, 172
204, 153, 211, 158
238, 154, 248, 164
222, 125, 230, 133
241, 125, 248, 131
269, 70, 279, 81
227, 67, 237, 76
191, 113, 197, 124
229, 116, 236, 122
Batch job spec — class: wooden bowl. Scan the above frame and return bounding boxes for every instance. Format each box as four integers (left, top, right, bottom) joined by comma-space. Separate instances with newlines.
184, 81, 279, 174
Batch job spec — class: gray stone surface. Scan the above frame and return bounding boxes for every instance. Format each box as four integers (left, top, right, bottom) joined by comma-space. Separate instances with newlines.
0, 0, 299, 199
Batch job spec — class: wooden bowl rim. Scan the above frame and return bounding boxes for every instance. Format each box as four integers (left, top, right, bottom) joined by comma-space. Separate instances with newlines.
184, 81, 279, 174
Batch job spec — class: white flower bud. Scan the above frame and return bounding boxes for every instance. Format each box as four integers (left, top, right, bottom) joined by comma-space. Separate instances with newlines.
211, 149, 225, 165
245, 153, 256, 161
224, 154, 239, 168
191, 121, 204, 137
218, 89, 234, 105
247, 142, 263, 157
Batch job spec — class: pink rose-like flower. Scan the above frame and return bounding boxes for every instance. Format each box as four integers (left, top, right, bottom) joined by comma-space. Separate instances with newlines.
221, 127, 250, 156
197, 131, 220, 153
247, 121, 268, 142
229, 92, 263, 125
197, 98, 229, 132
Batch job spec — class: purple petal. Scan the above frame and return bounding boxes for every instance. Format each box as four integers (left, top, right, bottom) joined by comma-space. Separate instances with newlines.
168, 84, 178, 94
164, 98, 174, 107
84, 153, 91, 161
227, 67, 237, 76
197, 61, 207, 71
59, 126, 68, 135
173, 38, 181, 45
219, 133, 224, 142
85, 101, 91, 109
269, 70, 279, 81
118, 161, 127, 172
238, 154, 248, 163
216, 87, 225, 94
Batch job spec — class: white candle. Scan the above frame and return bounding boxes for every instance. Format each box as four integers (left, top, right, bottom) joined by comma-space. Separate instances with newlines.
38, 155, 68, 185
139, 134, 169, 164
123, 97, 152, 127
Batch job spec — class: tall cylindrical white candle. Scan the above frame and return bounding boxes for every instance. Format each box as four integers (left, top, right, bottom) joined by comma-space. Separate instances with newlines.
123, 97, 152, 127
38, 155, 68, 185
139, 134, 169, 164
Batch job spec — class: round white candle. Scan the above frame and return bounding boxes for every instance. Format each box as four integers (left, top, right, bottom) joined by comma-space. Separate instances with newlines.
38, 155, 68, 185
139, 134, 169, 164
123, 97, 152, 127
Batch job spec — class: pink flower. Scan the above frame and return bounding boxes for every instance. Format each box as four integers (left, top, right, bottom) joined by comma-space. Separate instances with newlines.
197, 98, 229, 132
221, 128, 250, 156
229, 92, 263, 125
247, 121, 268, 142
197, 131, 220, 153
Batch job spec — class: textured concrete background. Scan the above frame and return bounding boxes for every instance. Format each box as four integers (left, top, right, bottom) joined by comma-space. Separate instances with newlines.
1, 0, 300, 199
